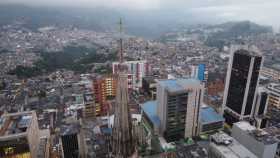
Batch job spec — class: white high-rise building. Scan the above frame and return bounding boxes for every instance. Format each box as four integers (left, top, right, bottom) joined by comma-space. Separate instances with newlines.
156, 78, 204, 142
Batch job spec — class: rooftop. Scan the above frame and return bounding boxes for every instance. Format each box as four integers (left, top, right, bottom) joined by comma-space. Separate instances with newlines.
235, 49, 261, 57
200, 106, 224, 124
234, 121, 278, 145
231, 45, 262, 57
158, 78, 201, 94
176, 144, 208, 158
267, 83, 280, 94
210, 132, 258, 158
233, 121, 256, 131
0, 111, 35, 137
141, 101, 160, 127
60, 123, 81, 136
264, 123, 280, 141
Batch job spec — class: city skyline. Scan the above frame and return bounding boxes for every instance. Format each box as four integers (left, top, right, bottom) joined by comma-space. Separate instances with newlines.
0, 1, 280, 157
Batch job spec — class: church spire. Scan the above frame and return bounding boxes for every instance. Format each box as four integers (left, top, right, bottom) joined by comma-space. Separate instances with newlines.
111, 19, 135, 158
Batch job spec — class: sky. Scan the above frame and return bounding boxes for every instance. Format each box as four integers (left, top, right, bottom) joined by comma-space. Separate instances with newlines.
1, 0, 280, 28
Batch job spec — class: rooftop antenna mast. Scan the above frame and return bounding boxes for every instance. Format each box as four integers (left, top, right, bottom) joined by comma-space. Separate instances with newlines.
119, 18, 124, 64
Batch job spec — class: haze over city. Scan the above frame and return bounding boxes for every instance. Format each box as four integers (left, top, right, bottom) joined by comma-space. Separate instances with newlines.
1, 0, 280, 30
0, 0, 280, 158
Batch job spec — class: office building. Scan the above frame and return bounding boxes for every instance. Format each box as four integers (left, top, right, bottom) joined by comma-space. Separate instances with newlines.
199, 106, 224, 134
157, 79, 204, 142
0, 111, 41, 158
113, 60, 150, 90
209, 132, 258, 158
267, 83, 280, 109
223, 45, 263, 125
232, 121, 278, 158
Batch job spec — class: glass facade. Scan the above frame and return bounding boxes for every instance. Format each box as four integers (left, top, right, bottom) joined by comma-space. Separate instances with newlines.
224, 49, 263, 125
258, 92, 268, 116
61, 134, 79, 158
226, 52, 251, 114
245, 56, 261, 115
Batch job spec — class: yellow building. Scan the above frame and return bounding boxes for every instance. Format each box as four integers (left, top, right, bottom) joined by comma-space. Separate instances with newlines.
267, 83, 280, 108
93, 76, 117, 115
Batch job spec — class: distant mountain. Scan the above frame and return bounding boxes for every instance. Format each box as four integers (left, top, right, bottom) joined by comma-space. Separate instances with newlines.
0, 4, 196, 38
210, 21, 272, 37
0, 4, 118, 31
205, 21, 273, 49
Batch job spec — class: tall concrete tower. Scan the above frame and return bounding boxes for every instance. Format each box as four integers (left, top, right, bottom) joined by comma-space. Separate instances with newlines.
111, 19, 135, 158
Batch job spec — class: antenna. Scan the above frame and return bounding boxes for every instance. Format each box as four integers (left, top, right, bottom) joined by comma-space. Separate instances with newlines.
119, 18, 124, 63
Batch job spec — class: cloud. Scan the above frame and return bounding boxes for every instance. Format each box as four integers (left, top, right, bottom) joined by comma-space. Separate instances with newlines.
0, 0, 279, 27
0, 0, 161, 10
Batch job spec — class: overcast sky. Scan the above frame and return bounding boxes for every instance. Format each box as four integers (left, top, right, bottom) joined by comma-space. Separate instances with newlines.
1, 0, 280, 28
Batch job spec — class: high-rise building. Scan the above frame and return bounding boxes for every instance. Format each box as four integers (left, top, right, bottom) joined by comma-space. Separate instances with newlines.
157, 79, 204, 142
113, 60, 150, 90
93, 76, 117, 115
0, 111, 40, 158
223, 46, 263, 125
111, 19, 135, 158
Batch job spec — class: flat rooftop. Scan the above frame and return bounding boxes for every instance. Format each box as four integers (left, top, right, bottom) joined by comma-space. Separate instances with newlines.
267, 83, 280, 93
0, 111, 34, 137
60, 123, 81, 136
234, 121, 278, 145
176, 144, 208, 158
233, 121, 256, 131
158, 78, 201, 94
141, 101, 160, 127
235, 49, 261, 57
200, 106, 224, 124
211, 132, 258, 158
